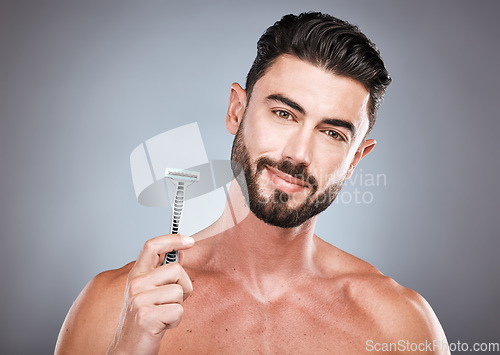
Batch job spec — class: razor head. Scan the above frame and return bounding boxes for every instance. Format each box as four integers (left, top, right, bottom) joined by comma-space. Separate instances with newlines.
165, 168, 200, 182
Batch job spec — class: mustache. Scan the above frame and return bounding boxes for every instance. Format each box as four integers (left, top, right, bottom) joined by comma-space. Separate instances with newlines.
255, 157, 319, 192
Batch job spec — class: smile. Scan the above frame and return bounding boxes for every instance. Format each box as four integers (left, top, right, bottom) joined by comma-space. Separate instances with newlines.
265, 165, 309, 193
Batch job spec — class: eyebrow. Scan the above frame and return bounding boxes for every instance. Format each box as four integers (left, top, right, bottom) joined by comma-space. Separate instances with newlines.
266, 94, 305, 115
266, 94, 357, 139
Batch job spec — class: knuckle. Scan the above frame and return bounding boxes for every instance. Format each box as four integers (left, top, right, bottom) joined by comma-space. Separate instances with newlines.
166, 262, 183, 275
143, 239, 156, 252
166, 319, 181, 329
173, 284, 184, 300
171, 262, 183, 272
127, 278, 142, 295
172, 303, 184, 318
164, 304, 184, 330
130, 293, 145, 310
127, 267, 140, 282
184, 283, 193, 298
135, 307, 152, 328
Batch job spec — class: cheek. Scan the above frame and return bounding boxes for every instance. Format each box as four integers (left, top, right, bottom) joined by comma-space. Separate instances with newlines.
244, 115, 283, 155
316, 163, 344, 188
314, 151, 352, 187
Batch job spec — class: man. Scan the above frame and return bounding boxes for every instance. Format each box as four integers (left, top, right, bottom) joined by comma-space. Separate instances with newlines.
56, 12, 449, 354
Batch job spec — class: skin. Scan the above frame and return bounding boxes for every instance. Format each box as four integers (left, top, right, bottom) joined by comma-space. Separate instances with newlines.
55, 55, 449, 354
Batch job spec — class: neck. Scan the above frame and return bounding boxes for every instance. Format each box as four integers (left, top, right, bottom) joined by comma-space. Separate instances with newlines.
202, 180, 319, 300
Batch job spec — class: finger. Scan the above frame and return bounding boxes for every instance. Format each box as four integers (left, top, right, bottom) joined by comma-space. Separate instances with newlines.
132, 234, 195, 275
158, 303, 184, 330
134, 303, 184, 334
132, 284, 185, 309
128, 262, 194, 299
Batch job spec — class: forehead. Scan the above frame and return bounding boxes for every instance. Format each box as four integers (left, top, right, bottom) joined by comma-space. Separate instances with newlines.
251, 55, 371, 136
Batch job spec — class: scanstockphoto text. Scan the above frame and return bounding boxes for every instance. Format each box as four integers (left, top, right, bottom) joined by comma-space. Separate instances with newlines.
366, 339, 500, 352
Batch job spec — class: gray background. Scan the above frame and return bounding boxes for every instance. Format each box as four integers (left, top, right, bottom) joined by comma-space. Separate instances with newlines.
1, 0, 499, 353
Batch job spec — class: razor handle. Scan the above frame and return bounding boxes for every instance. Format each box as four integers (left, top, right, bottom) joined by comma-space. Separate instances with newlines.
162, 181, 185, 264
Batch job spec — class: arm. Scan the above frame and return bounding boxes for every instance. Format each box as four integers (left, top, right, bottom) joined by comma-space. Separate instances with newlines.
55, 234, 195, 355
54, 267, 128, 354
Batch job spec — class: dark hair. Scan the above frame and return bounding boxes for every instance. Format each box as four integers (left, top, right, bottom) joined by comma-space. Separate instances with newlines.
245, 12, 392, 135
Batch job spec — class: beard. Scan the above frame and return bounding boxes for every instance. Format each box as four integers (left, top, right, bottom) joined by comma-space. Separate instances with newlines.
230, 123, 345, 228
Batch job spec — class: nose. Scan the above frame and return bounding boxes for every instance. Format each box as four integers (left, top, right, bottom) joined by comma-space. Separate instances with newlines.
281, 128, 313, 166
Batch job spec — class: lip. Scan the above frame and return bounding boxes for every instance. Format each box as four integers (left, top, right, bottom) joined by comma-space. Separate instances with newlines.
265, 165, 309, 193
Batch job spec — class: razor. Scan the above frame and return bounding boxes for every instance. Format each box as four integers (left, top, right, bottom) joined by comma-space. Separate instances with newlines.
162, 168, 200, 264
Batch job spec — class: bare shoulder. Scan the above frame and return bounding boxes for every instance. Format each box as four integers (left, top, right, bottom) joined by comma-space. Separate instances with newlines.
55, 262, 134, 354
315, 237, 448, 352
350, 274, 447, 342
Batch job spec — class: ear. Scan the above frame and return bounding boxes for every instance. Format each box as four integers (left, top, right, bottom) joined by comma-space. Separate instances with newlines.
345, 139, 376, 179
226, 82, 247, 135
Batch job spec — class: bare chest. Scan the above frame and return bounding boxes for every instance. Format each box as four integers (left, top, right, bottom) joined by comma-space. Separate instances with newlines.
158, 274, 379, 354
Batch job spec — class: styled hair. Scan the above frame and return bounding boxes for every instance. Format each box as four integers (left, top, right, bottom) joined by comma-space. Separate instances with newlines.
245, 12, 392, 134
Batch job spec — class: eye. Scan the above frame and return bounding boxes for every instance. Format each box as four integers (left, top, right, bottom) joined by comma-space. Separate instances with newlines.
273, 110, 293, 120
324, 130, 345, 142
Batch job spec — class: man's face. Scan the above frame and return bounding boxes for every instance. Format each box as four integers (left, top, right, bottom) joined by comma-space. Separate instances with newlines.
230, 55, 371, 228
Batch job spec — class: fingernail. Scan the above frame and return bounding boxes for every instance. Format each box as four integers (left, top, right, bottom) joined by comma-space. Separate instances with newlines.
182, 236, 195, 245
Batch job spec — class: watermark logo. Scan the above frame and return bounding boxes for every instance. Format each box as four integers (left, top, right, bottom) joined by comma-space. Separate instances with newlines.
333, 168, 387, 205
366, 339, 500, 352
